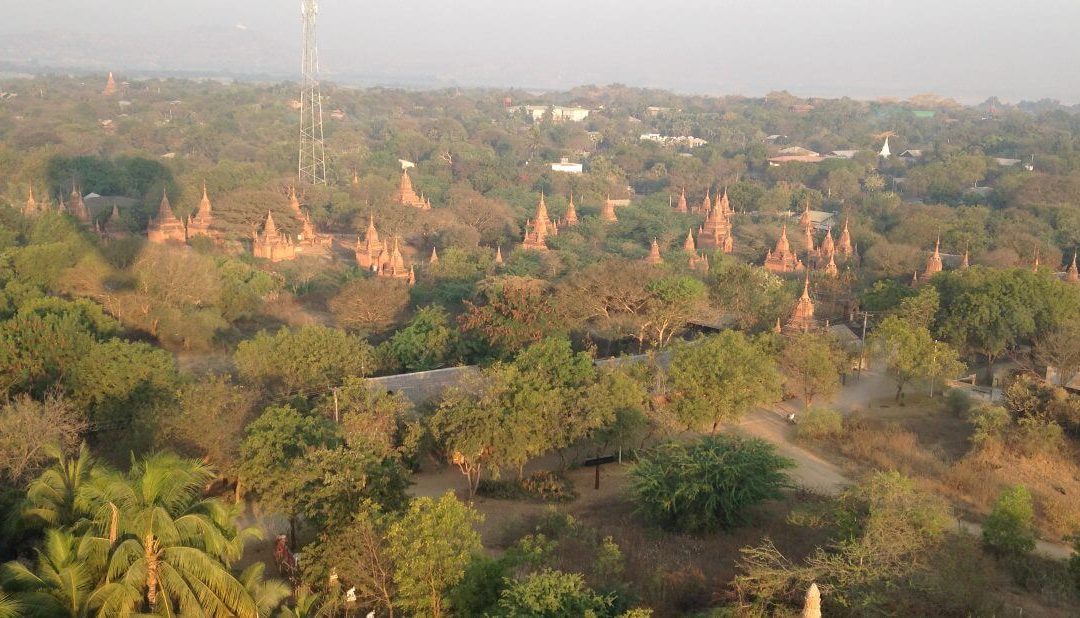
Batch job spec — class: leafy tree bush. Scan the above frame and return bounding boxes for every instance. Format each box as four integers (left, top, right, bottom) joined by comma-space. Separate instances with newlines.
234, 325, 373, 395
496, 569, 616, 617
983, 485, 1038, 557
966, 404, 1011, 448
387, 305, 461, 371
795, 407, 844, 440
631, 435, 793, 532
736, 472, 958, 615
477, 471, 578, 503
387, 493, 483, 618
667, 332, 782, 432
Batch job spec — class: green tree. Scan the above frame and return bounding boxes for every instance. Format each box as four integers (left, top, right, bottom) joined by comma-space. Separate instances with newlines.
496, 569, 615, 617
430, 367, 518, 497
736, 472, 953, 614
387, 305, 461, 371
332, 377, 416, 459
667, 332, 782, 432
234, 325, 373, 395
780, 333, 846, 409
238, 406, 336, 544
161, 375, 258, 487
387, 493, 483, 618
869, 316, 933, 401
631, 435, 794, 532
709, 261, 789, 331
302, 504, 396, 618
982, 485, 1037, 557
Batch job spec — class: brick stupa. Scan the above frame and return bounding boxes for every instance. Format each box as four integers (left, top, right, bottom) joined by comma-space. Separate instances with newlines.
395, 170, 431, 210
764, 225, 804, 273
924, 237, 943, 277
786, 275, 817, 333
146, 190, 187, 244
599, 195, 618, 222
562, 192, 579, 227
355, 215, 386, 270
186, 183, 220, 242
644, 238, 664, 265
697, 188, 734, 253
252, 211, 295, 261
521, 193, 552, 251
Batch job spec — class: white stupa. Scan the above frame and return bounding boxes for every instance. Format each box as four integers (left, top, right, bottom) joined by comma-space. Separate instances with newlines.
879, 136, 891, 158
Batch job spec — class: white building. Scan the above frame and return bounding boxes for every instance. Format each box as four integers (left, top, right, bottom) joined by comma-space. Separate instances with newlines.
511, 105, 590, 122
551, 157, 583, 174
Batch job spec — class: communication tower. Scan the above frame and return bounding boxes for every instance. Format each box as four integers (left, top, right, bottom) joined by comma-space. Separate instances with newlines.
299, 0, 327, 185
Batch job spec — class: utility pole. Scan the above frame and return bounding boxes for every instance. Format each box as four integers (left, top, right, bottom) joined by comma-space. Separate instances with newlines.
858, 311, 869, 379
299, 0, 327, 185
332, 387, 340, 423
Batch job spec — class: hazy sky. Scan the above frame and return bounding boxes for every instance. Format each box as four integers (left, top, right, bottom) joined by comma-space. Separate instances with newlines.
4, 0, 1079, 102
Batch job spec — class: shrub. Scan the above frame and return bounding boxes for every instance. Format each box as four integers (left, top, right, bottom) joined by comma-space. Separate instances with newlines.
496, 569, 616, 617
630, 435, 794, 532
449, 556, 513, 616
966, 404, 1010, 448
477, 471, 578, 503
1008, 416, 1065, 458
983, 485, 1037, 557
944, 388, 973, 417
795, 407, 843, 440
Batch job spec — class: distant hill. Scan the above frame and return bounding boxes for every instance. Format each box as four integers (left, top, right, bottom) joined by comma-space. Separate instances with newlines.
0, 26, 294, 77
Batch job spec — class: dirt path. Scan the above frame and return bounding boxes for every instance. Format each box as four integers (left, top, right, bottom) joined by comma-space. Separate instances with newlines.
739, 369, 1074, 562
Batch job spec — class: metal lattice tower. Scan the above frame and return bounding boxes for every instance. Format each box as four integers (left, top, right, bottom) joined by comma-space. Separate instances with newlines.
299, 0, 327, 185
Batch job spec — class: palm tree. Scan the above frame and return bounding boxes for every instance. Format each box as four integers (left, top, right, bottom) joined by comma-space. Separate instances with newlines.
0, 593, 22, 618
81, 452, 259, 616
278, 590, 327, 618
238, 563, 291, 617
22, 443, 96, 531
1, 528, 100, 617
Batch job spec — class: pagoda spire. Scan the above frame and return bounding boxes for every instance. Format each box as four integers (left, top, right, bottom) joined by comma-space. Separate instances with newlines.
563, 192, 579, 226
824, 253, 838, 277
494, 245, 504, 265
837, 217, 853, 255
799, 200, 812, 230
1032, 247, 1041, 272
103, 72, 117, 96
1066, 252, 1079, 283
288, 186, 303, 216
717, 187, 731, 215
961, 249, 970, 269
430, 246, 439, 264
24, 184, 37, 215
924, 236, 943, 276
157, 189, 179, 222
700, 189, 711, 215
263, 211, 278, 237
787, 274, 816, 332
600, 195, 618, 222
684, 229, 696, 253
675, 187, 688, 213
777, 224, 791, 254
645, 238, 663, 265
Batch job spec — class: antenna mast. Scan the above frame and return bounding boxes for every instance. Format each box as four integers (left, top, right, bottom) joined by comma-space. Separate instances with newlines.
299, 0, 327, 185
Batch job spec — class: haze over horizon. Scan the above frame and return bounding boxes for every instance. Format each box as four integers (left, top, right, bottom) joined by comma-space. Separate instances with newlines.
2, 0, 1077, 104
